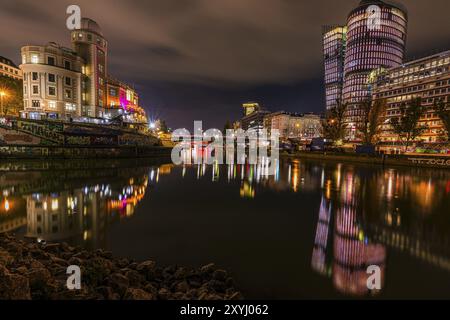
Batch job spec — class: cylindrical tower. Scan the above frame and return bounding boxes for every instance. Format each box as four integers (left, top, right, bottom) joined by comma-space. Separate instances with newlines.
71, 18, 108, 118
342, 0, 407, 140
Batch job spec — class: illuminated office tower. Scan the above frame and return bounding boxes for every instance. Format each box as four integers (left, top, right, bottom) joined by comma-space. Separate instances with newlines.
342, 0, 408, 139
323, 26, 347, 110
71, 18, 108, 118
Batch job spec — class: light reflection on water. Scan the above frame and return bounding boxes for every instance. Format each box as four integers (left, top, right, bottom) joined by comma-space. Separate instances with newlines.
1, 159, 450, 298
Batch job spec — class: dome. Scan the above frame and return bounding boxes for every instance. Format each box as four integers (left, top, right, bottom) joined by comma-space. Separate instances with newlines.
79, 18, 103, 37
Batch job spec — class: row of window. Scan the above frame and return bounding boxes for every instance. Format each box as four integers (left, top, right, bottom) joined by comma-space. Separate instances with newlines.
26, 100, 77, 112
25, 84, 73, 99
24, 72, 73, 86
24, 53, 73, 70
0, 64, 19, 74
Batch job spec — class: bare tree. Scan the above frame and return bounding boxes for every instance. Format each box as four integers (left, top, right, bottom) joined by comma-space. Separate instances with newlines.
322, 100, 347, 144
359, 98, 386, 145
434, 100, 450, 142
390, 98, 428, 151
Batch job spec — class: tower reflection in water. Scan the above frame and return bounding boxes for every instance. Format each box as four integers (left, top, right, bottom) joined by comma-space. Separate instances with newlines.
0, 163, 174, 249
312, 167, 386, 296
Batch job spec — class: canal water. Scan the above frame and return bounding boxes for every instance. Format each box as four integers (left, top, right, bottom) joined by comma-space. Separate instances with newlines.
1, 158, 450, 299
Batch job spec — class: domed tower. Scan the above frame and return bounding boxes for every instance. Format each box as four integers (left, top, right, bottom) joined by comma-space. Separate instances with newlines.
71, 18, 108, 118
342, 0, 407, 140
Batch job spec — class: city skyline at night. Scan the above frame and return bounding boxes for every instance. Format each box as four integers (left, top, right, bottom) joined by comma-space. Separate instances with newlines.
1, 0, 449, 129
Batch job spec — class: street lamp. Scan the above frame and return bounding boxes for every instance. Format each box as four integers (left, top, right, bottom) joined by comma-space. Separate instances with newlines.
0, 91, 6, 116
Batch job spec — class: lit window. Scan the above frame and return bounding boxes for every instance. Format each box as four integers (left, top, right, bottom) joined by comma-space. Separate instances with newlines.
48, 101, 56, 109
65, 103, 76, 111
31, 54, 39, 64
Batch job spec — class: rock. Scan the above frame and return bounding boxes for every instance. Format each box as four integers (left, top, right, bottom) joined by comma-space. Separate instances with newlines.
107, 273, 129, 296
144, 283, 158, 296
123, 288, 153, 300
229, 292, 244, 300
26, 267, 52, 288
158, 288, 171, 300
125, 269, 144, 287
68, 257, 83, 266
116, 258, 129, 268
0, 265, 31, 300
175, 281, 189, 293
207, 280, 227, 293
200, 263, 216, 274
0, 234, 243, 301
212, 269, 227, 281
0, 249, 14, 266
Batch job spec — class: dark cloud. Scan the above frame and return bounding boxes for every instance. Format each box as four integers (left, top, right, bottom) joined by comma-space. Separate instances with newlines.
0, 0, 449, 128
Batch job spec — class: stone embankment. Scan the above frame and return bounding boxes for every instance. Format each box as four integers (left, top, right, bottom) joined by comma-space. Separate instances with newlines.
0, 234, 243, 300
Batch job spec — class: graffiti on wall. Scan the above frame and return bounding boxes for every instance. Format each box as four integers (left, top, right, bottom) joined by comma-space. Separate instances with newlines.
16, 120, 64, 144
0, 127, 41, 145
119, 133, 157, 146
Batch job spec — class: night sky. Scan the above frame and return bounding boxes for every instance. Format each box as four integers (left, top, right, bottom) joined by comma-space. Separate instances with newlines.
1, 0, 449, 129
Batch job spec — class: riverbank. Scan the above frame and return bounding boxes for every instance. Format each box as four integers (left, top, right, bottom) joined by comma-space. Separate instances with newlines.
283, 151, 450, 169
0, 145, 172, 159
0, 234, 243, 300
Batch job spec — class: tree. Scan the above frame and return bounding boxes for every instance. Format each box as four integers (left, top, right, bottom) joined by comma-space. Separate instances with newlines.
159, 120, 169, 133
390, 98, 428, 151
322, 100, 347, 144
0, 75, 23, 116
359, 98, 386, 145
434, 100, 450, 141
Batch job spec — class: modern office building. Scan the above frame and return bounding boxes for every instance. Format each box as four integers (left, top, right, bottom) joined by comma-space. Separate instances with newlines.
0, 56, 22, 80
342, 0, 408, 139
19, 17, 147, 123
20, 42, 84, 120
373, 50, 450, 150
323, 26, 347, 111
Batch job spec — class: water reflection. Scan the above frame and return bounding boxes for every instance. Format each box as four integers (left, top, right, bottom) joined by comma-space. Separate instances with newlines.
1, 159, 450, 298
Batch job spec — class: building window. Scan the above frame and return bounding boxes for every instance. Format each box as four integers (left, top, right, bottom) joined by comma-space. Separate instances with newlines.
65, 77, 72, 86
32, 85, 39, 95
48, 73, 56, 83
98, 64, 104, 73
87, 34, 92, 41
22, 54, 26, 64
109, 88, 117, 97
24, 85, 27, 95
48, 86, 56, 96
48, 101, 56, 109
65, 103, 76, 111
31, 54, 39, 64
47, 56, 55, 66
65, 89, 72, 99
32, 100, 40, 108
64, 60, 71, 70
32, 72, 38, 81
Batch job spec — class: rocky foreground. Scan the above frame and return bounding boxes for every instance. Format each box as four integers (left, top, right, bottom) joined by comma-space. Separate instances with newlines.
0, 234, 243, 300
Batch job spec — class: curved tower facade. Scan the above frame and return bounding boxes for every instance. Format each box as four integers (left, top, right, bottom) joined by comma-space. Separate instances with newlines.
342, 0, 407, 139
71, 18, 108, 118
